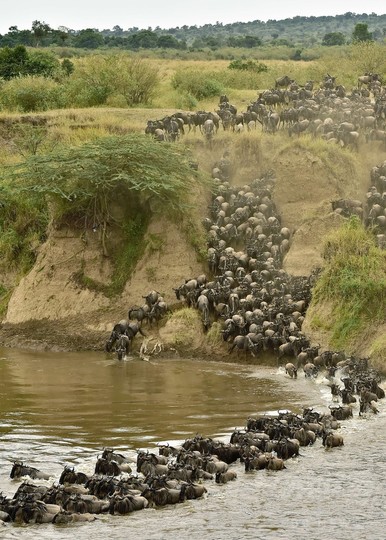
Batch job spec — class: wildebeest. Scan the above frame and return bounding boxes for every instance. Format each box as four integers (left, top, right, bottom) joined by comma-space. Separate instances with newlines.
203, 119, 215, 143
115, 334, 130, 360
267, 455, 286, 470
105, 319, 129, 352
215, 470, 237, 483
322, 432, 344, 448
58, 466, 89, 485
329, 405, 353, 420
128, 304, 150, 324
285, 362, 297, 378
275, 75, 294, 89
289, 119, 310, 137
10, 462, 50, 480
196, 294, 210, 330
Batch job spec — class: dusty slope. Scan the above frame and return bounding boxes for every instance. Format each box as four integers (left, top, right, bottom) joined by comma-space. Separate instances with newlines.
0, 134, 384, 361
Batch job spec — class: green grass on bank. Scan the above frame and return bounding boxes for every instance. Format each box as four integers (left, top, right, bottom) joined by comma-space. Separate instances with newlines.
311, 218, 386, 349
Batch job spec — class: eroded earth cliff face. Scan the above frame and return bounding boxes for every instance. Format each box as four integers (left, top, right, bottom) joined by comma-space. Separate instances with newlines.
0, 138, 384, 364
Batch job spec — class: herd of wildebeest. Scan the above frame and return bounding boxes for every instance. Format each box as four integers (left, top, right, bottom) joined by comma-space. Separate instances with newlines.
1, 353, 384, 526
1, 73, 386, 528
145, 72, 386, 148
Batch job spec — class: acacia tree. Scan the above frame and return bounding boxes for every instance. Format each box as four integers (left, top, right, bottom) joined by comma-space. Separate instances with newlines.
4, 134, 200, 223
352, 22, 373, 42
31, 20, 51, 46
2, 135, 203, 272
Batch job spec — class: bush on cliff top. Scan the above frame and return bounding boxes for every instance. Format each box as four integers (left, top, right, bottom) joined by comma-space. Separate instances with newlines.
0, 135, 205, 290
3, 134, 201, 222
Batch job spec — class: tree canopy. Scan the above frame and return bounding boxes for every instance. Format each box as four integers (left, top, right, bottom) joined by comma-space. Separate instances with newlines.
322, 32, 346, 46
352, 22, 373, 42
2, 134, 201, 223
1, 12, 385, 49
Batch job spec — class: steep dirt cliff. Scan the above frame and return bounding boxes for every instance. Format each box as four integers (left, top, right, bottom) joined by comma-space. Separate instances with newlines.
0, 134, 384, 363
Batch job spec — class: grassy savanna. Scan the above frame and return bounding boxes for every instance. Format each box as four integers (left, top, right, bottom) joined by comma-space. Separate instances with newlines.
0, 42, 384, 113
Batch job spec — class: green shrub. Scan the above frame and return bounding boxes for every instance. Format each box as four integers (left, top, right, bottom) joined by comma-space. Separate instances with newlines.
175, 91, 198, 110
66, 54, 160, 107
172, 69, 224, 99
0, 76, 62, 112
347, 41, 386, 75
228, 59, 268, 72
61, 58, 75, 76
0, 46, 60, 80
111, 56, 159, 106
64, 56, 115, 106
108, 212, 150, 295
0, 184, 47, 272
26, 50, 61, 77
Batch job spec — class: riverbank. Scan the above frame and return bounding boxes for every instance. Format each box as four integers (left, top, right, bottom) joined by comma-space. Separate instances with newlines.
0, 112, 385, 369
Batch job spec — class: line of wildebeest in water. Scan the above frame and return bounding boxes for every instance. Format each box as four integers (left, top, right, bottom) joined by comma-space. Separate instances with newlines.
145, 72, 386, 148
1, 355, 384, 526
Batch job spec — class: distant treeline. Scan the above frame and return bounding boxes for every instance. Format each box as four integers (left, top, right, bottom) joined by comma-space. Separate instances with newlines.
1, 12, 386, 50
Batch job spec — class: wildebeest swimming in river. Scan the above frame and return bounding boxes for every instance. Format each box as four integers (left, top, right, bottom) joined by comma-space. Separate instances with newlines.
10, 461, 50, 480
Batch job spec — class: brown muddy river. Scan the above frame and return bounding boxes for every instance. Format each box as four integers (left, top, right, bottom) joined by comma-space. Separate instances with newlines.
0, 348, 385, 539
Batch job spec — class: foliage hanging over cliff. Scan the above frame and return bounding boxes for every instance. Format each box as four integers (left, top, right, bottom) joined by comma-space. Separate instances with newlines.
0, 134, 204, 274
2, 134, 201, 221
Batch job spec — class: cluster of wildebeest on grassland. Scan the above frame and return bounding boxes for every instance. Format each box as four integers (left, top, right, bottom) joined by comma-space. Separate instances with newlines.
1, 352, 384, 526
145, 72, 386, 149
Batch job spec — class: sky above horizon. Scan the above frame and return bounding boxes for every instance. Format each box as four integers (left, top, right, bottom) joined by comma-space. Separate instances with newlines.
0, 0, 385, 34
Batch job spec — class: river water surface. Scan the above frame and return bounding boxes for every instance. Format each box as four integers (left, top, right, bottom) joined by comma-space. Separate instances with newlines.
0, 348, 385, 539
